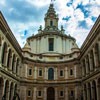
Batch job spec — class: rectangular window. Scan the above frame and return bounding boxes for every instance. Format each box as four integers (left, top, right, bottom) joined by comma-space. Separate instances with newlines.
29, 69, 32, 75
60, 91, 64, 96
60, 70, 63, 76
50, 20, 53, 26
38, 91, 41, 96
70, 90, 74, 96
70, 69, 73, 75
28, 90, 31, 97
48, 38, 54, 51
39, 69, 42, 76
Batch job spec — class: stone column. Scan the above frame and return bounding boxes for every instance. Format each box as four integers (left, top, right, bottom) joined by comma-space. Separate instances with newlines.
98, 41, 100, 63
90, 82, 94, 100
34, 66, 37, 81
65, 87, 68, 100
14, 59, 17, 74
5, 49, 9, 68
33, 87, 36, 100
81, 62, 85, 77
86, 84, 90, 100
2, 79, 6, 96
89, 53, 93, 71
0, 38, 2, 64
83, 85, 85, 100
8, 82, 11, 100
44, 67, 47, 80
96, 79, 99, 100
85, 58, 88, 75
65, 67, 68, 79
55, 87, 58, 100
75, 86, 78, 100
16, 61, 20, 76
93, 47, 98, 69
44, 87, 47, 100
54, 67, 58, 80
46, 37, 48, 51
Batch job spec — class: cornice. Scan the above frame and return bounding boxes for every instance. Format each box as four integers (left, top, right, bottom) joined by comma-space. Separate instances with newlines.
27, 31, 76, 41
79, 15, 100, 59
0, 11, 22, 57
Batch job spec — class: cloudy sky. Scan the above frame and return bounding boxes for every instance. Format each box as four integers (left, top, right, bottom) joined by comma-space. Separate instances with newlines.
0, 0, 100, 47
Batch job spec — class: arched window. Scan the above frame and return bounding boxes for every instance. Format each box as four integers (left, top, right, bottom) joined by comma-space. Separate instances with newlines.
48, 68, 54, 80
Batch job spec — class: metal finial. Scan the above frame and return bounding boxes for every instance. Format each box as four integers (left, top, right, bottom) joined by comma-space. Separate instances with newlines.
51, 0, 55, 4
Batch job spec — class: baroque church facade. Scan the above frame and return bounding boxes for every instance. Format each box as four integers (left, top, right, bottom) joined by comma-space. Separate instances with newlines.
0, 3, 100, 100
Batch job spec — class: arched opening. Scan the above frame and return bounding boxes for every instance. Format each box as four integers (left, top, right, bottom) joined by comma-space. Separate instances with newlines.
47, 87, 55, 100
4, 80, 9, 99
84, 84, 87, 100
9, 82, 14, 100
48, 68, 54, 80
0, 78, 4, 100
88, 83, 91, 100
1, 42, 7, 65
92, 80, 97, 100
13, 84, 20, 100
98, 78, 100, 100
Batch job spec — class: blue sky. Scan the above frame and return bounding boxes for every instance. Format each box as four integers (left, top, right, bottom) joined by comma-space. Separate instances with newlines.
0, 0, 100, 47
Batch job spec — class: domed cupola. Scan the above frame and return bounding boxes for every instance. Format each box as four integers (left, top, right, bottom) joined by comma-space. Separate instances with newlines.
44, 3, 59, 31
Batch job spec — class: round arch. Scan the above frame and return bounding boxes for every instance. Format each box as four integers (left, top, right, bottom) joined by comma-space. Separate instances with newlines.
98, 78, 100, 100
92, 80, 97, 100
47, 87, 55, 100
48, 68, 54, 80
0, 77, 4, 100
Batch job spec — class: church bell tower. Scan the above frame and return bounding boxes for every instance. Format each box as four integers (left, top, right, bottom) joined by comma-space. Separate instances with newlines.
44, 3, 59, 30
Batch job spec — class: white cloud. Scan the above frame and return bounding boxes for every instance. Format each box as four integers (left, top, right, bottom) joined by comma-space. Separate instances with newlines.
0, 0, 6, 7
26, 0, 50, 7
85, 17, 94, 27
1, 0, 99, 47
89, 6, 100, 17
74, 8, 84, 21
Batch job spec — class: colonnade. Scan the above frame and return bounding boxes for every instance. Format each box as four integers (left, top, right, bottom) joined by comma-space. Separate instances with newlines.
82, 42, 100, 76
0, 41, 20, 76
83, 78, 100, 100
0, 77, 19, 100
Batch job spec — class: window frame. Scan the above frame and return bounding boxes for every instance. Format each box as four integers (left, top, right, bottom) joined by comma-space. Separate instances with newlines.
27, 90, 32, 97
48, 38, 54, 51
59, 70, 64, 77
38, 69, 43, 77
28, 68, 32, 76
59, 90, 64, 98
48, 68, 54, 80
